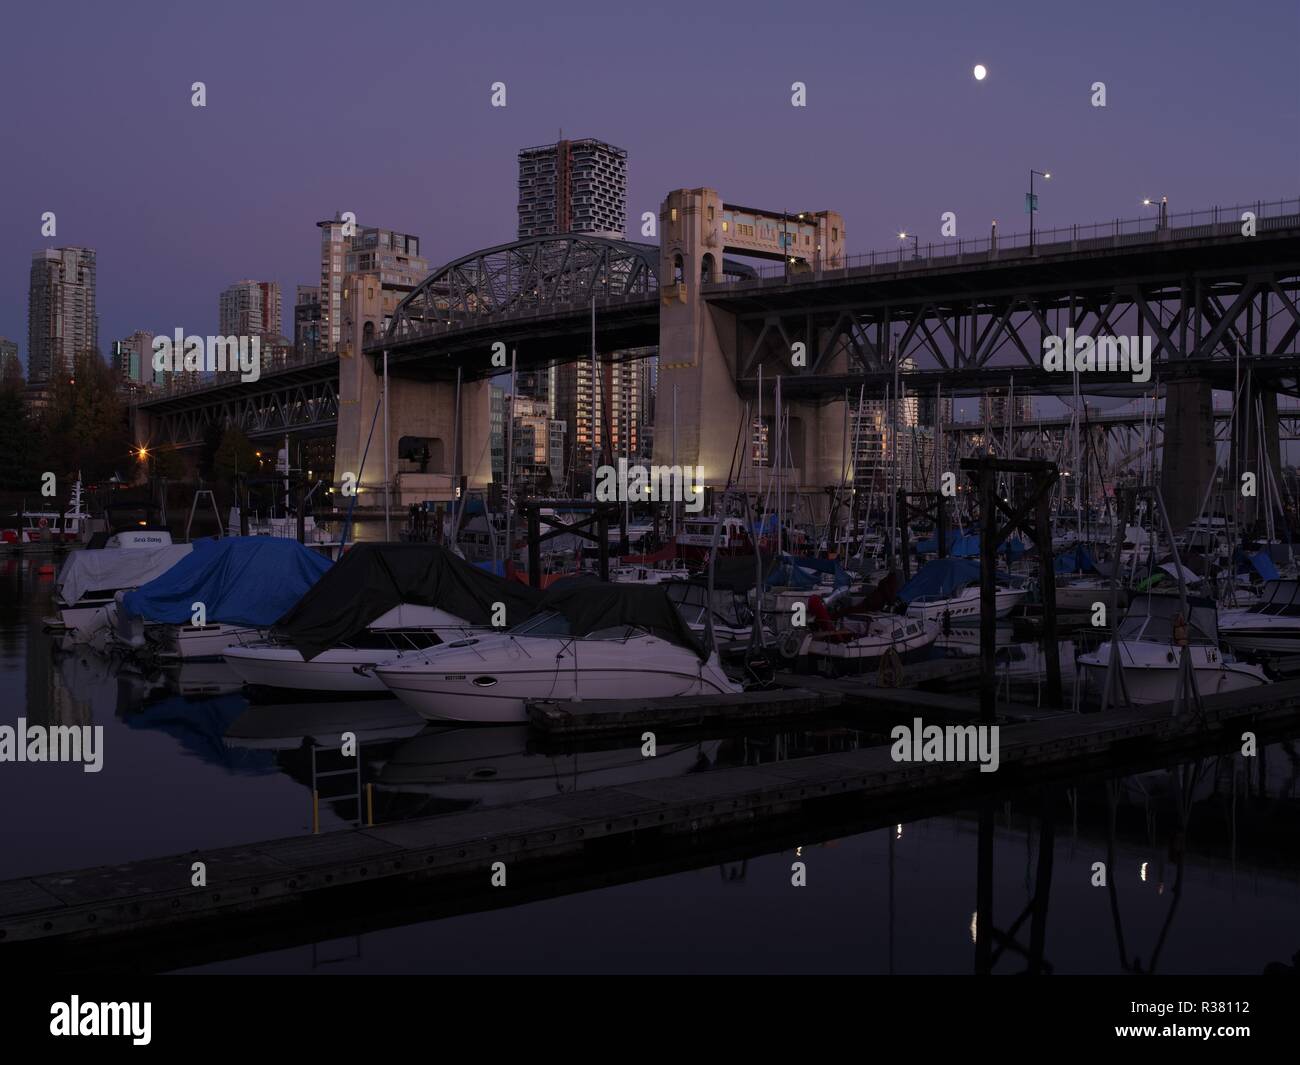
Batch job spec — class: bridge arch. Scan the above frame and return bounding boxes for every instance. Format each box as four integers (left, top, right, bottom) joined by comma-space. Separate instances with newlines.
384, 234, 661, 345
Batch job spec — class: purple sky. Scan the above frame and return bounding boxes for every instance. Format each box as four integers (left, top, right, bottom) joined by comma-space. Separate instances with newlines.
2, 0, 1297, 369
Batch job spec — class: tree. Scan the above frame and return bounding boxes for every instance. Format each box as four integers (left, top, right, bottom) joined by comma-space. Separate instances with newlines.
0, 382, 42, 491
41, 351, 132, 483
212, 426, 260, 490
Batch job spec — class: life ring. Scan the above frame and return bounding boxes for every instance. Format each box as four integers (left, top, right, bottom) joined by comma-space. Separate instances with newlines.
779, 630, 804, 659
38, 517, 49, 529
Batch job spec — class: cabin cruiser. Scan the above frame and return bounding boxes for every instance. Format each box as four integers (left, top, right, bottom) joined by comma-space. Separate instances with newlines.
1218, 579, 1300, 655
222, 543, 541, 698
1077, 594, 1268, 704
374, 583, 742, 724
225, 604, 477, 695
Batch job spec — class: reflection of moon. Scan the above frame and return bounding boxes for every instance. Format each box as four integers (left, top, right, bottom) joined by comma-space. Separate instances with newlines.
973, 64, 987, 81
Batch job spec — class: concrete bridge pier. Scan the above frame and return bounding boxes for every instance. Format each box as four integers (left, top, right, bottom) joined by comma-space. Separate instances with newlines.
1160, 379, 1217, 531
334, 284, 493, 513
654, 188, 848, 524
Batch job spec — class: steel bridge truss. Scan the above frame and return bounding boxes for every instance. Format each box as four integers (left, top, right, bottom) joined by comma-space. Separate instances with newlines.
385, 235, 660, 345
734, 263, 1300, 392
146, 375, 340, 448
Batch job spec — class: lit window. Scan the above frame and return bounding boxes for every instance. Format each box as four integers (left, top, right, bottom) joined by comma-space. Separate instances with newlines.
670, 208, 678, 222
722, 221, 729, 232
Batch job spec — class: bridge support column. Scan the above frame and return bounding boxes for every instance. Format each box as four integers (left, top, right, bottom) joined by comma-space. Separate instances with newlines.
654, 188, 848, 523
1160, 378, 1216, 531
654, 189, 746, 489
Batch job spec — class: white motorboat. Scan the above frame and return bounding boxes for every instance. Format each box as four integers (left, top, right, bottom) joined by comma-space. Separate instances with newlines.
664, 577, 775, 648
375, 584, 742, 724
223, 605, 476, 695
222, 542, 542, 698
150, 621, 264, 660
1078, 595, 1268, 704
906, 584, 1026, 624
1055, 577, 1128, 614
52, 531, 190, 639
1218, 579, 1300, 655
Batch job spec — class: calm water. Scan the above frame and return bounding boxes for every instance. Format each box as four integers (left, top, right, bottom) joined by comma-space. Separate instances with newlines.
3, 557, 1298, 974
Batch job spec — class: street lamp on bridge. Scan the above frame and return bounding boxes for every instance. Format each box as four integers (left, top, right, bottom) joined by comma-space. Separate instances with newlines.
897, 231, 920, 261
1028, 169, 1051, 254
1142, 196, 1168, 230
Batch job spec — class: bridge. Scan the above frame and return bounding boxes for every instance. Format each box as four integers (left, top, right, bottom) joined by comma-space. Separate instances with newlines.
132, 190, 1300, 527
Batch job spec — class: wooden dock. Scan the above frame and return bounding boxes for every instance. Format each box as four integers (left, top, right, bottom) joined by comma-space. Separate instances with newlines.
6, 677, 1300, 959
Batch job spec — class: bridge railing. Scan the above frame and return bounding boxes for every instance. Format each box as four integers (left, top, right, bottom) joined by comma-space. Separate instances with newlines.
705, 195, 1300, 286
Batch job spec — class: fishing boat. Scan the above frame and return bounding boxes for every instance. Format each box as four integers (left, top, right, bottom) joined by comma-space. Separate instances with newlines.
374, 582, 741, 724
1, 478, 93, 545
1077, 595, 1268, 704
222, 543, 540, 697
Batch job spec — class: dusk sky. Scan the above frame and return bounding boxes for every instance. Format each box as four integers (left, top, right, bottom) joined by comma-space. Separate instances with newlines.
2, 0, 1296, 367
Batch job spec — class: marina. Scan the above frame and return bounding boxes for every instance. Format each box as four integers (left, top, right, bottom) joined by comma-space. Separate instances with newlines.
2, 5, 1298, 1037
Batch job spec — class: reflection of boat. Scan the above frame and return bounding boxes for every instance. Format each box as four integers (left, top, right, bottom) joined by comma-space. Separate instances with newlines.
222, 544, 540, 698
223, 699, 428, 750
162, 659, 247, 696
376, 584, 741, 724
1219, 579, 1300, 655
1078, 595, 1268, 704
377, 725, 720, 806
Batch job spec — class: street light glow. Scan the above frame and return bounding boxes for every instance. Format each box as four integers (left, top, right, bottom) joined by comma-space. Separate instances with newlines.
973, 64, 987, 81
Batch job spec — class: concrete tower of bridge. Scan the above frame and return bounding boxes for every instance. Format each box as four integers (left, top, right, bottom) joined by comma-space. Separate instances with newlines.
654, 188, 851, 515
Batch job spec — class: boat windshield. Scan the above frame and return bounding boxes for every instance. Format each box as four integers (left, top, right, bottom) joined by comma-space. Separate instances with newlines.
508, 611, 572, 636
505, 611, 647, 642
1117, 595, 1218, 644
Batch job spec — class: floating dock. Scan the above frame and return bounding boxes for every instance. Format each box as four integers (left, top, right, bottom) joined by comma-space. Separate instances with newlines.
5, 676, 1300, 969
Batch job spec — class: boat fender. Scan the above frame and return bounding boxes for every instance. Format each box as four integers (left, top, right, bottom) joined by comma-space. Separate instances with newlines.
1172, 613, 1188, 647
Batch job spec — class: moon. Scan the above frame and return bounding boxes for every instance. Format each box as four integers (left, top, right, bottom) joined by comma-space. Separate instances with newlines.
973, 64, 988, 81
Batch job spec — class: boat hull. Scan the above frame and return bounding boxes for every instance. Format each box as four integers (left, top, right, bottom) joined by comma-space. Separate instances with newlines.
906, 589, 1025, 624
1078, 643, 1269, 704
223, 644, 399, 694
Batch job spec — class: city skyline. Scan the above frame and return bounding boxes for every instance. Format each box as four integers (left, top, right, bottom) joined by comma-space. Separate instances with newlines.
1, 0, 1295, 372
